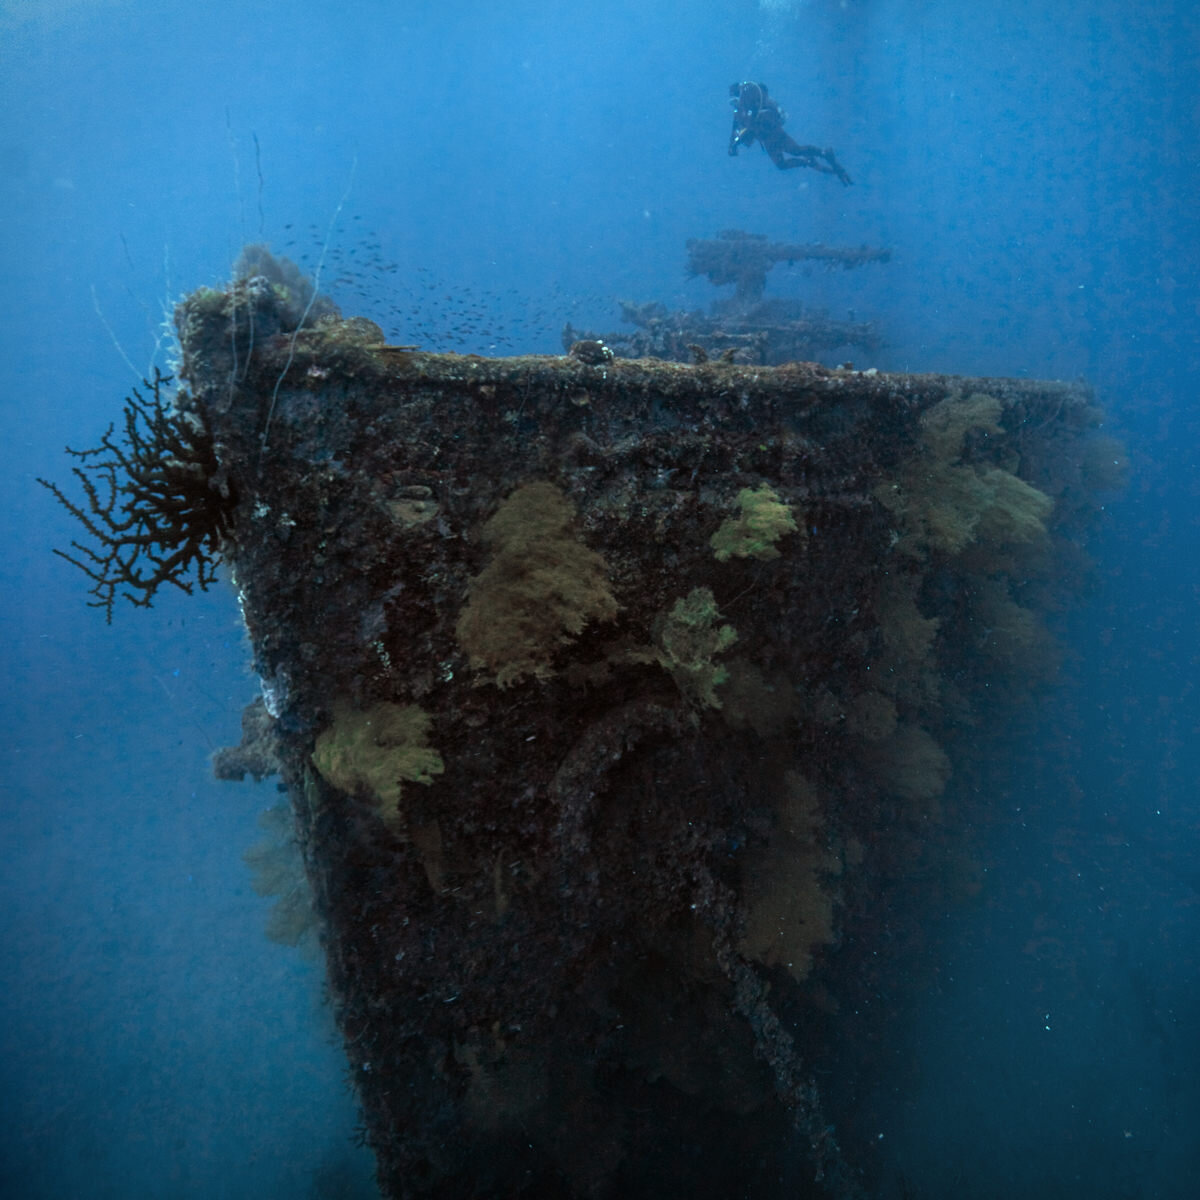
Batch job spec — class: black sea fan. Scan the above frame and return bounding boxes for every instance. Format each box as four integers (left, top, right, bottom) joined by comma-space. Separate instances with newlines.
38, 368, 236, 621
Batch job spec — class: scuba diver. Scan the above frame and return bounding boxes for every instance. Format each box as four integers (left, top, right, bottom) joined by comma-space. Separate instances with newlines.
728, 81, 853, 185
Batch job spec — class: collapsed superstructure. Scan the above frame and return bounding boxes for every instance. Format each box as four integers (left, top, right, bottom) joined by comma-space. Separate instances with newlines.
564, 229, 889, 366
50, 247, 1118, 1198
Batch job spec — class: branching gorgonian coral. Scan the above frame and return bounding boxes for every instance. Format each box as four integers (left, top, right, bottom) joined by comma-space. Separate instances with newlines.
38, 368, 236, 621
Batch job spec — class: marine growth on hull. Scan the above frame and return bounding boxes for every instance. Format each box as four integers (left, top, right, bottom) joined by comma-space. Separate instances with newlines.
46, 244, 1122, 1198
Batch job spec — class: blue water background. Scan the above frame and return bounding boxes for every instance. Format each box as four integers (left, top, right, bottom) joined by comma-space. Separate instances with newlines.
1, 1, 1197, 1196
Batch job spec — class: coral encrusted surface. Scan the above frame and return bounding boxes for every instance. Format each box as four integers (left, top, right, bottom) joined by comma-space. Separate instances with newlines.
180, 270, 1113, 1200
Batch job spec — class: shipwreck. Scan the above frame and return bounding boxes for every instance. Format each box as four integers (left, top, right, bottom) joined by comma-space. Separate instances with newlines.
44, 247, 1120, 1198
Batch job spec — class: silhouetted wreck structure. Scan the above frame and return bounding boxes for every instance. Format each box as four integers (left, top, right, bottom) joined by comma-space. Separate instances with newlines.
564, 230, 890, 366
53, 250, 1116, 1199
687, 230, 890, 300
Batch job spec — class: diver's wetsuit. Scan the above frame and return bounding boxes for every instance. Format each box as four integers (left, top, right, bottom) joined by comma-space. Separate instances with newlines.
728, 81, 852, 185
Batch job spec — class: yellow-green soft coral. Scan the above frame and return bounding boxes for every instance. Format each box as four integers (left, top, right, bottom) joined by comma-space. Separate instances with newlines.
312, 700, 444, 828
653, 587, 738, 709
973, 468, 1055, 544
738, 771, 840, 982
710, 483, 799, 562
919, 392, 1003, 461
871, 723, 952, 819
456, 482, 619, 687
875, 392, 1054, 559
